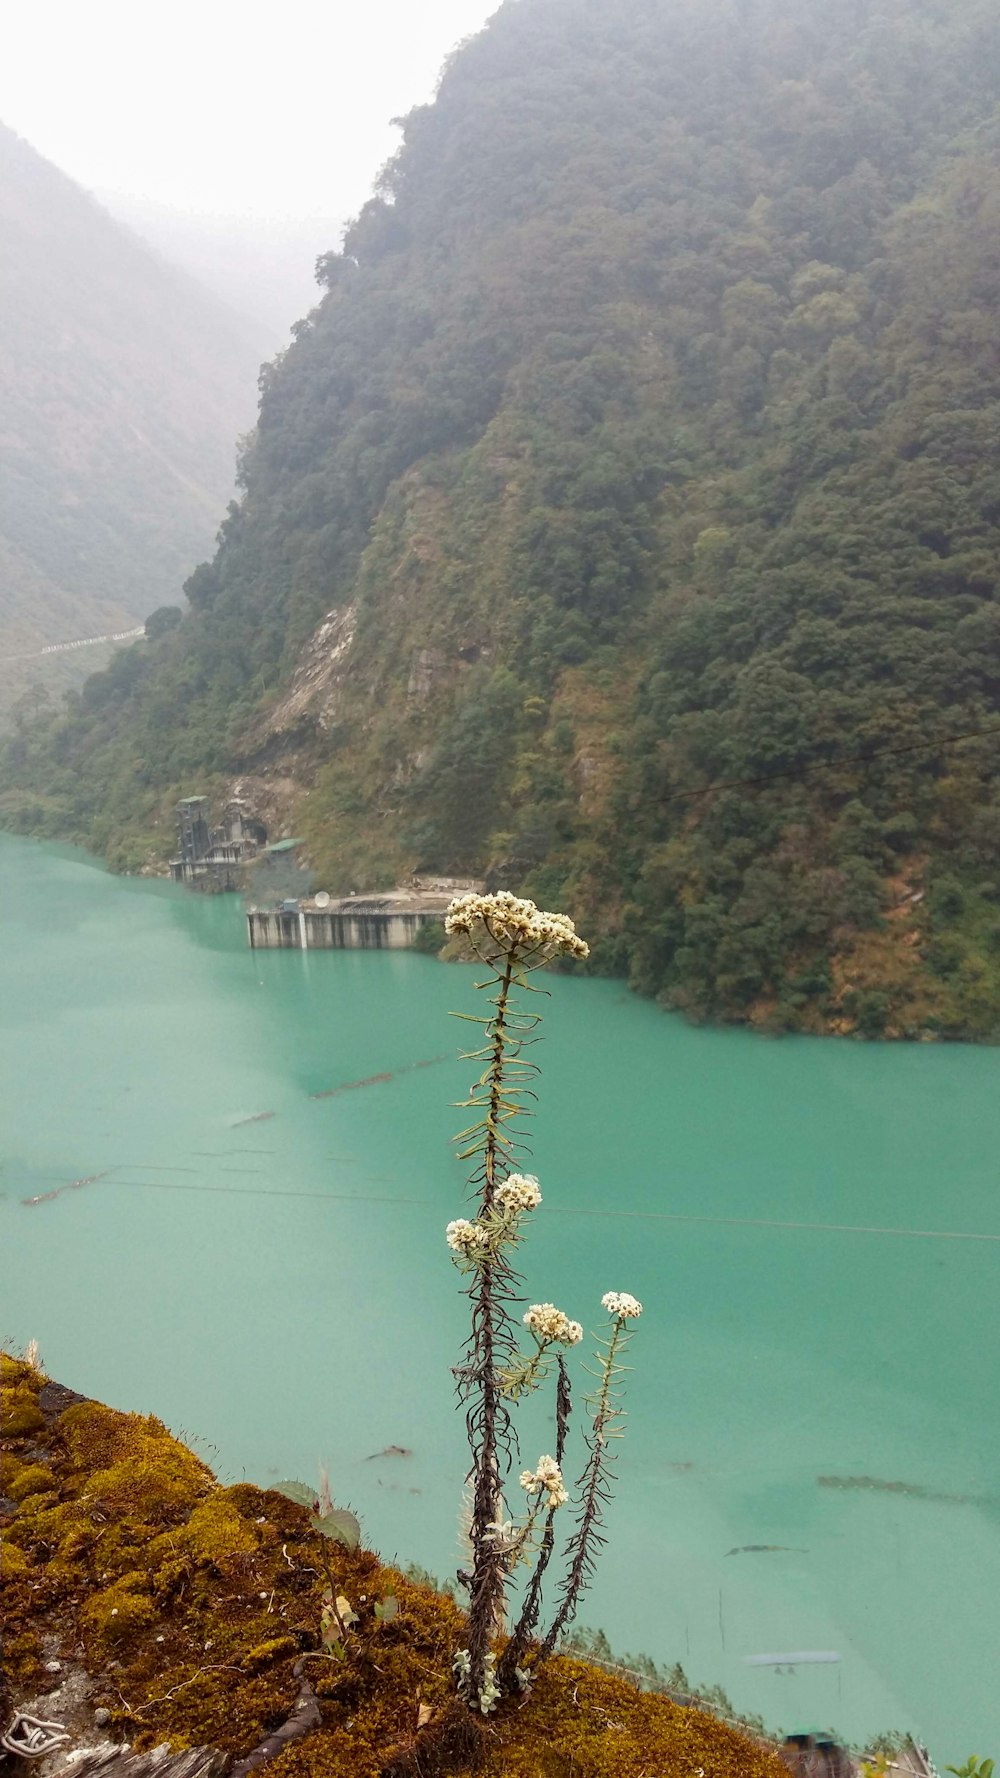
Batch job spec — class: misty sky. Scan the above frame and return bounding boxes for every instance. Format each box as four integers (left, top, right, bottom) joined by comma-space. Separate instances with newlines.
1, 0, 498, 224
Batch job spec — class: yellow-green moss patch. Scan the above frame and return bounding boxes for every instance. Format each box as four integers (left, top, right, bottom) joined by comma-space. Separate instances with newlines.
1, 1354, 43, 1389
182, 1492, 261, 1563
2, 1542, 32, 1578
7, 1462, 57, 1501
2, 1365, 791, 1777
81, 1576, 159, 1655
1, 1391, 45, 1438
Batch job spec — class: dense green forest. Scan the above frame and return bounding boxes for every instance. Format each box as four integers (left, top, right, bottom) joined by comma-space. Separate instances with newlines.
5, 0, 1000, 1038
0, 124, 265, 724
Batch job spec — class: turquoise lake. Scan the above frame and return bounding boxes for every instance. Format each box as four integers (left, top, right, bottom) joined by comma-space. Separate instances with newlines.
2, 831, 998, 1759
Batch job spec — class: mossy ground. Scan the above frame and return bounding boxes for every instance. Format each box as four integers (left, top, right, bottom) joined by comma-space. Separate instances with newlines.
1, 1355, 789, 1777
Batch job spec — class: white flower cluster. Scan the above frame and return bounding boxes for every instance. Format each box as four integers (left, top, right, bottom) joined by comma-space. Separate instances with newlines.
446, 1217, 487, 1256
453, 1648, 500, 1714
601, 1290, 643, 1320
523, 1302, 583, 1346
496, 1172, 542, 1212
445, 890, 589, 960
520, 1454, 569, 1509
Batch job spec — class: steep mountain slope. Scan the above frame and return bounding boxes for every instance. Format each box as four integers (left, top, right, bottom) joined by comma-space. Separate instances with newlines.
0, 124, 267, 720
6, 0, 1000, 1038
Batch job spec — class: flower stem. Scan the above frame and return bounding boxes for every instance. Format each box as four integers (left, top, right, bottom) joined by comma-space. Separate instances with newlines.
465, 951, 516, 1699
497, 1356, 572, 1689
531, 1320, 627, 1668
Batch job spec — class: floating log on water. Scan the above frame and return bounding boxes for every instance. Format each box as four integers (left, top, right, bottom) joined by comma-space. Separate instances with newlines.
725, 1544, 808, 1556
22, 1172, 108, 1207
310, 1072, 393, 1099
309, 1056, 449, 1099
818, 1472, 999, 1508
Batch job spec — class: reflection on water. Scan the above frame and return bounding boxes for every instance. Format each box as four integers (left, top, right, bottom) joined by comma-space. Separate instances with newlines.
2, 831, 999, 1760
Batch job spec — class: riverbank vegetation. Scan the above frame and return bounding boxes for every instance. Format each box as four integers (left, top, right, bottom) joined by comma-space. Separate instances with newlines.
4, 0, 1000, 1039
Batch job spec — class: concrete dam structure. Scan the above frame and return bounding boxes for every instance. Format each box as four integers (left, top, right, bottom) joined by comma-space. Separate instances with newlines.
246, 892, 454, 950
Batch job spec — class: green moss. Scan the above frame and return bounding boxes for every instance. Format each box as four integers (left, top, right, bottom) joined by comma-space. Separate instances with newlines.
59, 1402, 211, 1522
243, 1636, 299, 1674
1, 1362, 45, 1438
1, 1355, 41, 1389
1, 1449, 27, 1488
2, 1357, 791, 1777
80, 1575, 158, 1655
183, 1492, 261, 1563
88, 1450, 207, 1519
2, 1543, 32, 1578
1, 1394, 45, 1438
4, 1496, 70, 1546
63, 1403, 210, 1490
7, 1462, 56, 1502
1, 1628, 44, 1689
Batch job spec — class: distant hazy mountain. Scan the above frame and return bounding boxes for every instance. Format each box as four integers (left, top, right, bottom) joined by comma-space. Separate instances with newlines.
98, 193, 340, 345
0, 123, 268, 721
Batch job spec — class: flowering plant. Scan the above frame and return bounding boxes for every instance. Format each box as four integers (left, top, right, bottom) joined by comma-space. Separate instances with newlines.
442, 891, 644, 1712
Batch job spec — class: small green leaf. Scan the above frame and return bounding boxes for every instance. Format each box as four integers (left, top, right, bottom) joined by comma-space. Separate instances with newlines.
311, 1507, 361, 1551
275, 1479, 317, 1507
374, 1593, 399, 1621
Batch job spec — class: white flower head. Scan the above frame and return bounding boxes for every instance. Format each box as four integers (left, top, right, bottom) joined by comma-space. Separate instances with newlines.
601, 1290, 643, 1320
520, 1454, 569, 1508
523, 1302, 583, 1346
496, 1172, 542, 1213
445, 891, 589, 960
446, 1217, 487, 1256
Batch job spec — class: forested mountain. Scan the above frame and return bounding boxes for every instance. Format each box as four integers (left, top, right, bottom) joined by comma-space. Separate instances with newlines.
5, 0, 1000, 1038
0, 124, 266, 722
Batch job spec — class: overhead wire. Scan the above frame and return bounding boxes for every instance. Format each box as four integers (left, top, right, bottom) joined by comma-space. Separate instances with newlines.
12, 1170, 1000, 1241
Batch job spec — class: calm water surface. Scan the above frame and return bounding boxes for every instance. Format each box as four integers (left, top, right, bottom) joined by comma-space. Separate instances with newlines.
2, 833, 998, 1758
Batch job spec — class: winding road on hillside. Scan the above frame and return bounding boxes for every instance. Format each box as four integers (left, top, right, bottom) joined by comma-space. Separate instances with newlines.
0, 626, 145, 663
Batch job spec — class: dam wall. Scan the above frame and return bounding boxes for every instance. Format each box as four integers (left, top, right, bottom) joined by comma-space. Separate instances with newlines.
247, 902, 446, 950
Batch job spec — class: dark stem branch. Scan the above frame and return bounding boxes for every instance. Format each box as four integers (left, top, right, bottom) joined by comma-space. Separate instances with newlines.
531, 1322, 625, 1668
497, 1357, 572, 1689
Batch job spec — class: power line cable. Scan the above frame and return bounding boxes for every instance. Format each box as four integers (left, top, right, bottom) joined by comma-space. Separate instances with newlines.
14, 1171, 1000, 1242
